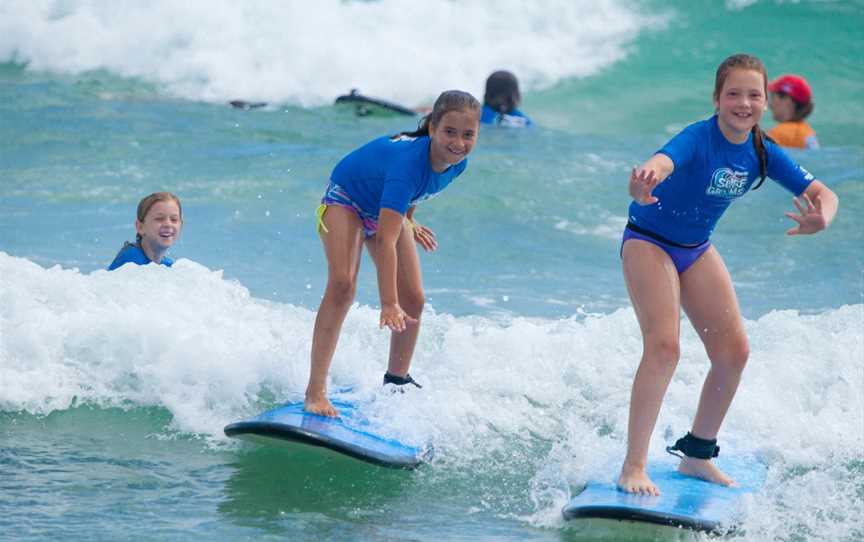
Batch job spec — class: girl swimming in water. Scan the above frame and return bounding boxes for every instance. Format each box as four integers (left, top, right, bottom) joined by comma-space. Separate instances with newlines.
108, 192, 182, 270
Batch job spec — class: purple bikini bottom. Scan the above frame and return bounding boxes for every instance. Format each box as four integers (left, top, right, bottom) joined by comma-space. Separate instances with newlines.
621, 225, 711, 274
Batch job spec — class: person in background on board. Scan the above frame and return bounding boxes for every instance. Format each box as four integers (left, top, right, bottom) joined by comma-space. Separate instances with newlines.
767, 74, 819, 150
480, 70, 532, 128
305, 90, 482, 417
108, 192, 183, 270
618, 54, 838, 496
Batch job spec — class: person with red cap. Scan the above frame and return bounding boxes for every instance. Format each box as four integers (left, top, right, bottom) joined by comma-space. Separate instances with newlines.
768, 74, 819, 149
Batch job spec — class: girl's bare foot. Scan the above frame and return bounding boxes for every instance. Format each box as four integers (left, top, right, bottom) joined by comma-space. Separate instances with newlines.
618, 462, 661, 496
303, 395, 338, 417
678, 456, 736, 486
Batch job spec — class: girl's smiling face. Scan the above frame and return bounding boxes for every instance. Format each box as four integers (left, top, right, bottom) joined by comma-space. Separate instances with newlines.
136, 200, 182, 252
428, 110, 479, 173
714, 68, 767, 143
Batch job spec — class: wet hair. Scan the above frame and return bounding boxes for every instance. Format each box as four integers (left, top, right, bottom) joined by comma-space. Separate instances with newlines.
397, 90, 480, 138
483, 70, 521, 114
135, 191, 182, 244
714, 54, 770, 190
776, 91, 815, 122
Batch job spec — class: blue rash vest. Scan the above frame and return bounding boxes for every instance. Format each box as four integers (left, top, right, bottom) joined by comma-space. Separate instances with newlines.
628, 115, 815, 245
329, 135, 467, 216
480, 104, 532, 128
107, 242, 174, 271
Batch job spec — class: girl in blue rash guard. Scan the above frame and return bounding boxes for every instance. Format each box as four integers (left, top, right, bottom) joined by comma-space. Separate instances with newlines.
108, 192, 182, 270
617, 54, 839, 497
305, 90, 481, 417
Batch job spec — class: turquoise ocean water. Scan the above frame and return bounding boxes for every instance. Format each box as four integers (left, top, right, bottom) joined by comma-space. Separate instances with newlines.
1, 1, 862, 540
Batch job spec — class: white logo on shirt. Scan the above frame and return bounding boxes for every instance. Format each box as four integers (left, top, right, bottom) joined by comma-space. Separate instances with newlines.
706, 168, 749, 198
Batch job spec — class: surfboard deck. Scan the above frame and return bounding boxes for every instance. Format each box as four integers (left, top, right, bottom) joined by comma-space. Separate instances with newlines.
224, 398, 431, 469
562, 455, 766, 533
334, 89, 417, 117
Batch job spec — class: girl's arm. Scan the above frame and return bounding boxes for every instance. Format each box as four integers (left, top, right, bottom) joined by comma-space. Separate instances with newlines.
406, 205, 438, 252
629, 154, 675, 205
375, 208, 417, 331
785, 180, 839, 235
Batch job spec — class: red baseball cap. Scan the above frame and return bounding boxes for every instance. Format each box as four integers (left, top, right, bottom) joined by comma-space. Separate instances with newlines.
768, 75, 812, 105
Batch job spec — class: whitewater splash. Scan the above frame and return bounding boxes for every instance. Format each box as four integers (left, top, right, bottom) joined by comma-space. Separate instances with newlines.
2, 252, 862, 537
0, 0, 666, 106
2, 250, 861, 441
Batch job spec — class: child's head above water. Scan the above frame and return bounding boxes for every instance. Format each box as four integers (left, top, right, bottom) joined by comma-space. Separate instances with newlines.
483, 70, 522, 114
135, 191, 183, 250
768, 74, 814, 123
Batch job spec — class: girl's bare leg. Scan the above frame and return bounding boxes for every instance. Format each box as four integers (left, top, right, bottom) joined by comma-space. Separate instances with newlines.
366, 220, 424, 377
305, 206, 365, 416
618, 240, 682, 496
678, 247, 749, 486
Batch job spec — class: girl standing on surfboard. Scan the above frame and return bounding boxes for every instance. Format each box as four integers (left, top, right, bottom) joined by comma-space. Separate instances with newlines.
305, 90, 481, 417
618, 54, 839, 496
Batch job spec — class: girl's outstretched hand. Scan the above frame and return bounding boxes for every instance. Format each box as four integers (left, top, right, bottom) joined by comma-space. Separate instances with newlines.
629, 166, 661, 205
380, 303, 418, 332
410, 220, 438, 252
785, 193, 827, 235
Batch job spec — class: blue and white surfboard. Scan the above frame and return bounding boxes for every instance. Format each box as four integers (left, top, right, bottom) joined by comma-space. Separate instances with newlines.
224, 398, 431, 469
563, 455, 766, 533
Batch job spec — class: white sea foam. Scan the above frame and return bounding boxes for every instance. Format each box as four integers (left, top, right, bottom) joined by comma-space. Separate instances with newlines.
2, 251, 861, 440
0, 0, 666, 106
1, 252, 861, 539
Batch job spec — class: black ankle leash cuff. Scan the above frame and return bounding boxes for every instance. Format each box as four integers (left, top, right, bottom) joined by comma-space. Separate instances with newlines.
383, 372, 422, 389
666, 432, 720, 460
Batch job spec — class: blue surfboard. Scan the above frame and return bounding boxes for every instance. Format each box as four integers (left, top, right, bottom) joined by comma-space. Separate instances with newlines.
562, 455, 766, 533
224, 398, 431, 469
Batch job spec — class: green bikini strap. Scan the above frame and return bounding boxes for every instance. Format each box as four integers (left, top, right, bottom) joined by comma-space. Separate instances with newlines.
315, 203, 330, 234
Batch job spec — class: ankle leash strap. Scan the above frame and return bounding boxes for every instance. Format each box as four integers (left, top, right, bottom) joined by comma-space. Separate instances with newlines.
383, 372, 422, 388
666, 432, 720, 460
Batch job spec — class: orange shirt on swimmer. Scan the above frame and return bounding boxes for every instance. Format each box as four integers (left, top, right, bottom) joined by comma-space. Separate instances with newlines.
768, 121, 819, 150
